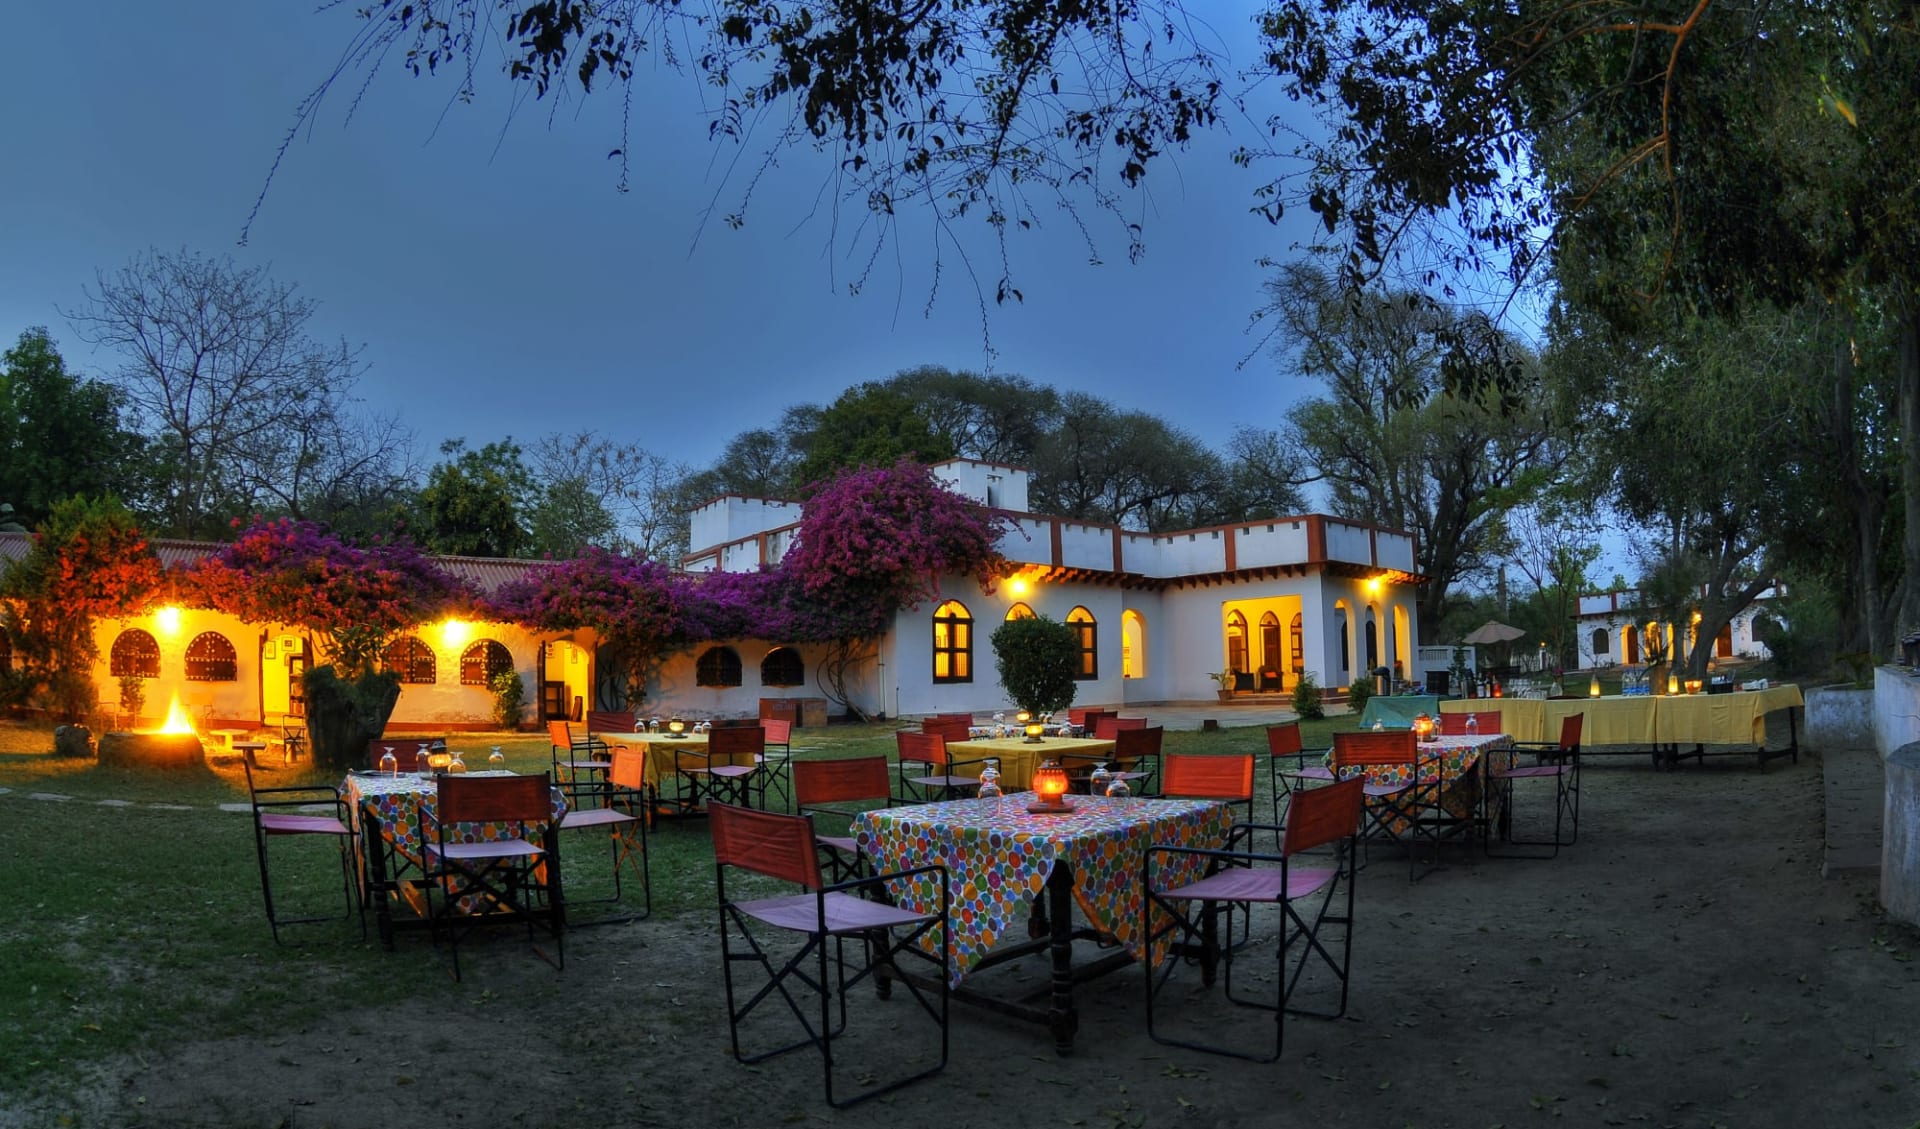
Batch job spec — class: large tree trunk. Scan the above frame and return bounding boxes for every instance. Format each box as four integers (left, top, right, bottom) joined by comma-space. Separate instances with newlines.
1896, 297, 1920, 642
303, 666, 402, 774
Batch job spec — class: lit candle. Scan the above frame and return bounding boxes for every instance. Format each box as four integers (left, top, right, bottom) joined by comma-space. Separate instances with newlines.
1412, 712, 1436, 743
1590, 675, 1602, 698
1666, 674, 1680, 696
1030, 760, 1072, 810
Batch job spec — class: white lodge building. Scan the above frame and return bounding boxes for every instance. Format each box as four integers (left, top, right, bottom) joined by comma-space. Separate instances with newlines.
683, 460, 1424, 717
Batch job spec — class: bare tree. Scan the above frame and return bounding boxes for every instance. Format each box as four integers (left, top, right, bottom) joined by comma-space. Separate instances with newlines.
529, 431, 692, 561
67, 248, 405, 537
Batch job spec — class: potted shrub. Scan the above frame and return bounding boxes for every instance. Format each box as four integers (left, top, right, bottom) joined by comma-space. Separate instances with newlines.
1210, 669, 1236, 702
990, 615, 1079, 718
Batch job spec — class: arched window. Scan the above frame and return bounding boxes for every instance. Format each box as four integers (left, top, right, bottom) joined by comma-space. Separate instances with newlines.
1067, 606, 1097, 680
110, 629, 161, 678
696, 646, 743, 687
184, 632, 237, 682
760, 646, 806, 687
1004, 602, 1035, 621
1290, 612, 1304, 672
383, 636, 437, 684
1225, 610, 1249, 674
1258, 611, 1281, 674
460, 640, 514, 686
932, 600, 973, 683
1591, 628, 1610, 657
1122, 609, 1146, 678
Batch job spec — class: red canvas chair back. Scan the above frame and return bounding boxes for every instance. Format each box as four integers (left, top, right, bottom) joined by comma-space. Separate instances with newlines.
709, 726, 766, 758
1112, 725, 1162, 766
587, 710, 638, 734
548, 720, 575, 749
1266, 722, 1305, 758
1161, 753, 1254, 801
368, 738, 436, 771
1331, 729, 1417, 769
1073, 708, 1116, 732
1440, 711, 1503, 736
437, 772, 551, 825
793, 755, 892, 807
896, 730, 950, 769
609, 745, 647, 792
762, 718, 793, 745
921, 716, 972, 742
1282, 777, 1366, 856
1093, 716, 1148, 740
710, 802, 823, 890
1557, 713, 1584, 750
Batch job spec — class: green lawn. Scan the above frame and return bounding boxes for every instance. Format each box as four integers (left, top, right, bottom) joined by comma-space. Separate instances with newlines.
0, 713, 1359, 1100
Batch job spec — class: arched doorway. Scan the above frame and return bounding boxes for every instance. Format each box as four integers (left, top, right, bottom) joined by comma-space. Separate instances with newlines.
1121, 609, 1147, 678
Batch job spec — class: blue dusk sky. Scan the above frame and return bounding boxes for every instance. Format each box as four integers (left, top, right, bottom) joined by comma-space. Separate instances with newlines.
0, 1, 1334, 473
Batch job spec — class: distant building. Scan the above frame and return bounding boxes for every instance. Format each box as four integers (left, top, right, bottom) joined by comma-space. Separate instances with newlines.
685, 459, 1426, 717
1573, 584, 1782, 669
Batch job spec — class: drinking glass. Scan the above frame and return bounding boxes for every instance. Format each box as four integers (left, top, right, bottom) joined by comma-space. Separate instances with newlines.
447, 749, 467, 774
976, 759, 1003, 806
380, 746, 397, 777
488, 745, 507, 771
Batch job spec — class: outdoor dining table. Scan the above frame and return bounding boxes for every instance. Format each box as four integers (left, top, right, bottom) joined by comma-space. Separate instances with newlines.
1356, 694, 1442, 730
1439, 684, 1803, 767
943, 735, 1117, 790
1329, 732, 1515, 838
341, 769, 567, 948
853, 792, 1233, 1054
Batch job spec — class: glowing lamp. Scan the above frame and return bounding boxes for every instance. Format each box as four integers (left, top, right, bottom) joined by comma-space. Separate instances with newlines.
1412, 712, 1436, 743
1685, 678, 1703, 695
154, 605, 183, 635
1666, 674, 1680, 696
1491, 681, 1503, 698
425, 751, 452, 774
1590, 675, 1602, 698
667, 717, 687, 738
1028, 760, 1074, 813
1024, 719, 1046, 742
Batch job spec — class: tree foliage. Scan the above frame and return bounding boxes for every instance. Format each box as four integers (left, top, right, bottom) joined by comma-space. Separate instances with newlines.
416, 438, 533, 558
67, 248, 410, 539
991, 615, 1079, 715
190, 519, 464, 680
0, 497, 162, 720
0, 329, 146, 530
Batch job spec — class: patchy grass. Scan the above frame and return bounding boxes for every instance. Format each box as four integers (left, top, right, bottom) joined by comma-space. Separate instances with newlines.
0, 712, 1358, 1101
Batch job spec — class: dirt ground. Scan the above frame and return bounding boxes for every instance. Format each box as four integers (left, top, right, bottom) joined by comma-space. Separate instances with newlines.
33, 749, 1920, 1129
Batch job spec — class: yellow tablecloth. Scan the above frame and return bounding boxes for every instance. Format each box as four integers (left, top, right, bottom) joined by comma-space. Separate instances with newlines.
946, 737, 1117, 790
609, 732, 755, 788
1441, 685, 1803, 746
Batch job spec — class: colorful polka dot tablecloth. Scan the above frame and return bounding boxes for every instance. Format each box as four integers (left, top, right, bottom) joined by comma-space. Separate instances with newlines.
1329, 733, 1513, 834
854, 794, 1234, 986
342, 770, 567, 869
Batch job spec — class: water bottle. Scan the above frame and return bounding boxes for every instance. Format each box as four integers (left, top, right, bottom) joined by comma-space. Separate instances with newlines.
1089, 762, 1113, 797
976, 759, 1003, 805
447, 748, 467, 774
1105, 772, 1131, 799
488, 745, 507, 771
379, 746, 398, 777
1372, 717, 1384, 732
1466, 713, 1479, 736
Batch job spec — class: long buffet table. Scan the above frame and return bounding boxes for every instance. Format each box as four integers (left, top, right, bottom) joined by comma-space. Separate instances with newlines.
1439, 684, 1804, 768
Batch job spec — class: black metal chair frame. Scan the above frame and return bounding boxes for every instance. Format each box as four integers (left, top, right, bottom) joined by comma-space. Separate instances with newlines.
558, 748, 652, 925
1267, 724, 1333, 819
1143, 780, 1363, 1062
1485, 726, 1582, 858
421, 773, 565, 981
242, 757, 364, 943
714, 806, 951, 1108
893, 732, 987, 804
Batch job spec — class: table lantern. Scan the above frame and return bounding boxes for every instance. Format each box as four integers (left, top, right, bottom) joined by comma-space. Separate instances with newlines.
1412, 712, 1436, 743
667, 717, 687, 738
1590, 675, 1602, 698
1685, 678, 1703, 695
1028, 760, 1074, 813
1666, 673, 1680, 696
426, 750, 453, 774
1023, 714, 1046, 743
1015, 709, 1031, 725
1491, 680, 1503, 698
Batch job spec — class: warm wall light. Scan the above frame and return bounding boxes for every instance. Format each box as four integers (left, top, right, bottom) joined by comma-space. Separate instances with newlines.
1007, 576, 1031, 597
1365, 575, 1383, 595
439, 619, 472, 649
154, 606, 182, 635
